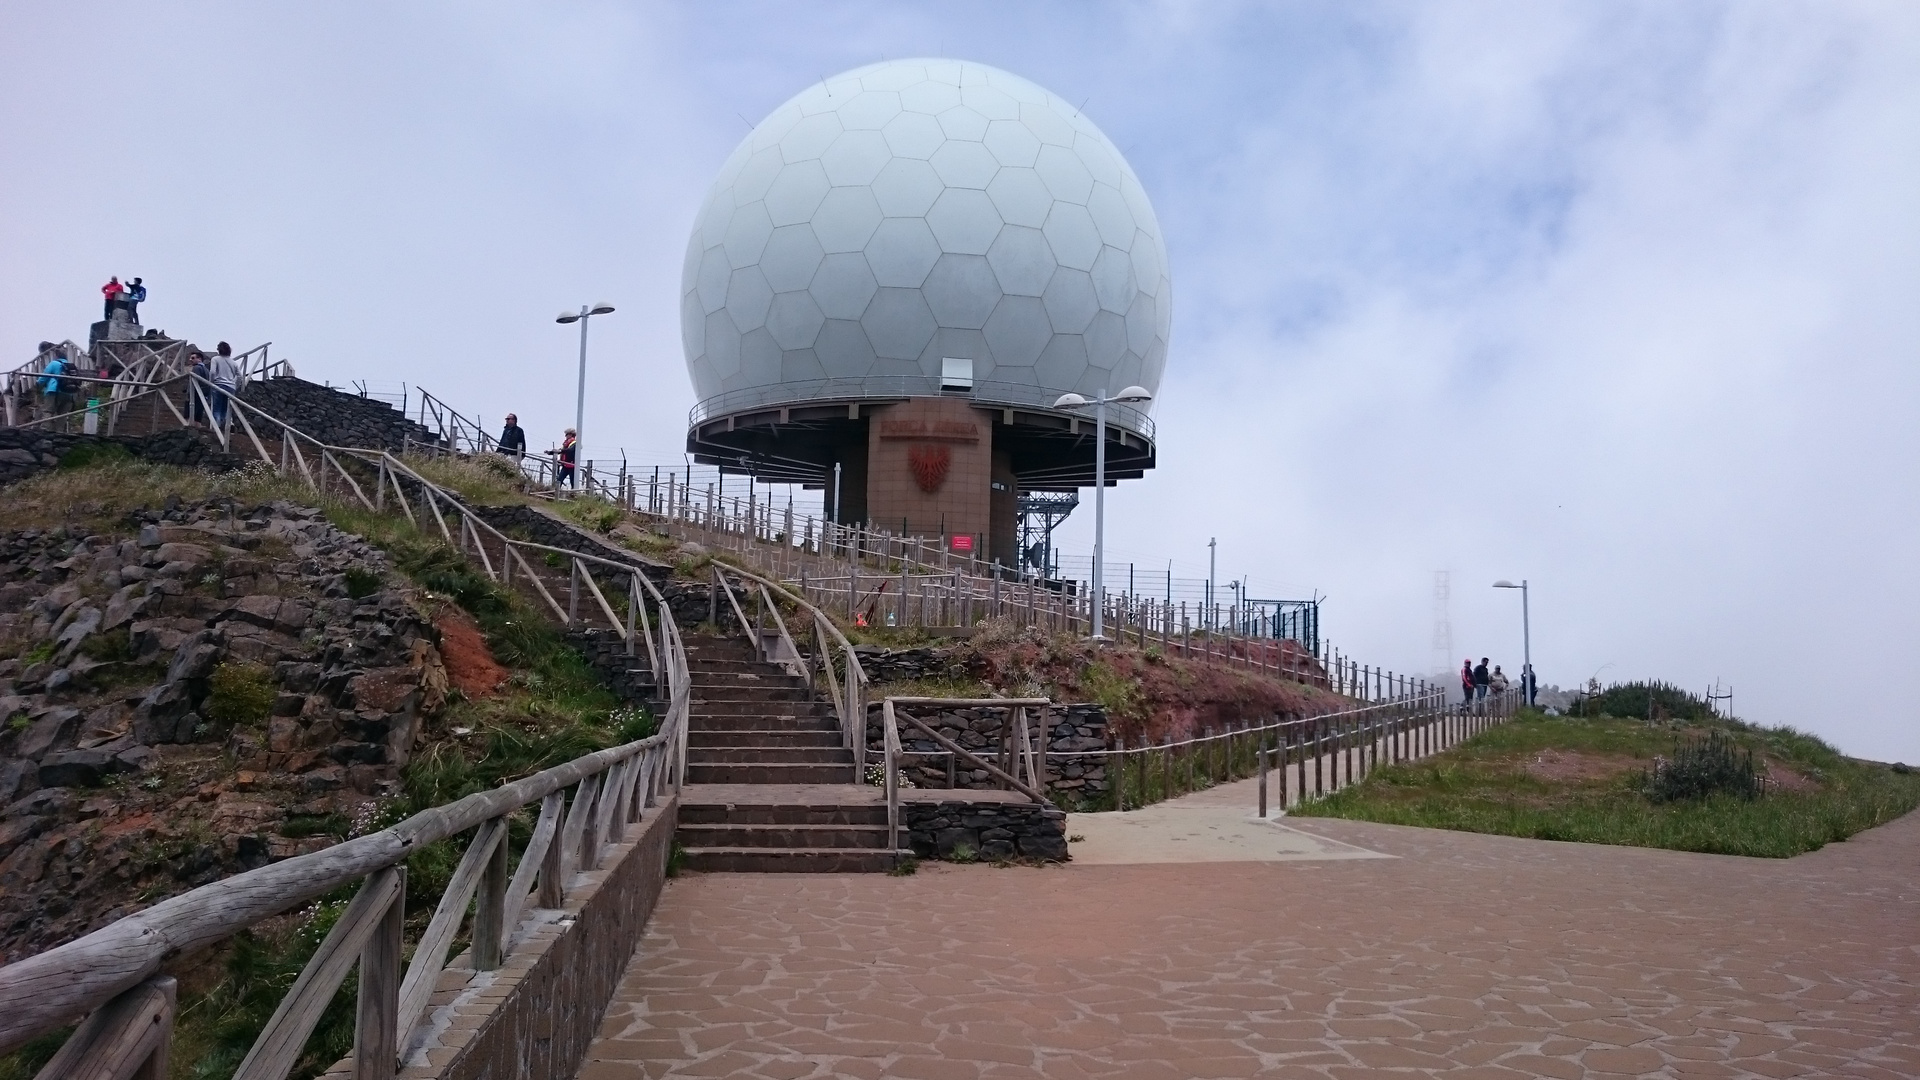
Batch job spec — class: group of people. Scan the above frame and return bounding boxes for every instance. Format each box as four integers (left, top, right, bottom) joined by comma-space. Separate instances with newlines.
101, 276, 147, 323
1460, 657, 1513, 704
496, 414, 578, 488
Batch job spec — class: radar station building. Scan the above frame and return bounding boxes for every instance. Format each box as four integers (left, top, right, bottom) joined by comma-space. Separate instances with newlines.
681, 60, 1170, 572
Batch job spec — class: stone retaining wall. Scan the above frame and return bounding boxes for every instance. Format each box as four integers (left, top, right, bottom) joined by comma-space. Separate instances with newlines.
0, 427, 244, 485
899, 796, 1067, 861
867, 702, 1109, 801
240, 376, 441, 452
568, 627, 660, 705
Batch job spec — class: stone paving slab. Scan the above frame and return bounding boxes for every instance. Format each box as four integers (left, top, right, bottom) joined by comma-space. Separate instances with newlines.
580, 804, 1920, 1079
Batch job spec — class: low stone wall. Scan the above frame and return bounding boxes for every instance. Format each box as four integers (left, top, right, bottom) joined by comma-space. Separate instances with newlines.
852, 644, 964, 683
0, 427, 244, 485
900, 795, 1067, 861
867, 702, 1109, 800
321, 794, 678, 1080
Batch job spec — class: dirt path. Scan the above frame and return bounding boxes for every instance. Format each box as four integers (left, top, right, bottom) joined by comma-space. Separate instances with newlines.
578, 801, 1920, 1079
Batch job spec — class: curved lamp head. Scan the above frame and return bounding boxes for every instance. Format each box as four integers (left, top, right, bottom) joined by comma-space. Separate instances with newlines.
1493, 579, 1520, 589
1052, 392, 1088, 409
555, 311, 582, 324
589, 302, 615, 316
1114, 385, 1153, 403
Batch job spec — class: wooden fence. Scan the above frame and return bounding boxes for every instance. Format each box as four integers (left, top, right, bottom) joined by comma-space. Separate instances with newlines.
0, 385, 695, 1080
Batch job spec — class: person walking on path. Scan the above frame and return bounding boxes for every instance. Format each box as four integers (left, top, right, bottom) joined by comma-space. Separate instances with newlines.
1473, 658, 1491, 704
207, 342, 239, 428
556, 428, 577, 489
125, 278, 147, 321
40, 352, 74, 422
1460, 660, 1474, 708
101, 277, 125, 321
185, 349, 210, 425
498, 413, 526, 458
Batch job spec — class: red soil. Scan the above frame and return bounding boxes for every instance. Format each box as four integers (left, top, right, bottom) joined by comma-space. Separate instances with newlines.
435, 606, 506, 698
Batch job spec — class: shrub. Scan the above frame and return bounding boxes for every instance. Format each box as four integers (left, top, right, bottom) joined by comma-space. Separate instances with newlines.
1581, 680, 1721, 723
343, 567, 382, 599
204, 662, 277, 727
1646, 729, 1760, 802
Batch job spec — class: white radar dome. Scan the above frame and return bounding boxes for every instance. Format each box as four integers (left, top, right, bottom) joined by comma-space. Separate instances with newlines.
681, 59, 1171, 421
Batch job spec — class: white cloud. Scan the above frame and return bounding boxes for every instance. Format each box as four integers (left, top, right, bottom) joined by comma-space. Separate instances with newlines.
1, 2, 1913, 759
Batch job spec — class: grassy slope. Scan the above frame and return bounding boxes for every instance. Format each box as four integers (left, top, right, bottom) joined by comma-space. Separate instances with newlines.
1293, 710, 1920, 858
0, 460, 649, 1080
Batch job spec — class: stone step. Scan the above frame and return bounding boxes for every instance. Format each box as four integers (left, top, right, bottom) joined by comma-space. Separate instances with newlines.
678, 847, 912, 873
686, 657, 805, 674
679, 797, 885, 827
689, 687, 815, 703
685, 762, 855, 785
686, 745, 854, 766
691, 711, 840, 726
675, 823, 893, 850
690, 700, 832, 719
688, 729, 844, 748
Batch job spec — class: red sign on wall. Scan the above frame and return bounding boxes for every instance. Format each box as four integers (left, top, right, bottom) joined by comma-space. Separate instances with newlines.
951, 535, 974, 552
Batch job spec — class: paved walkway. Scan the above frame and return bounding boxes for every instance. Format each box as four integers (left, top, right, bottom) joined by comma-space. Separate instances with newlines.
578, 786, 1920, 1079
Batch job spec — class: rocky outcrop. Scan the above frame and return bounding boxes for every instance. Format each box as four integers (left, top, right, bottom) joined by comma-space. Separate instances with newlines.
240, 375, 441, 452
0, 498, 445, 960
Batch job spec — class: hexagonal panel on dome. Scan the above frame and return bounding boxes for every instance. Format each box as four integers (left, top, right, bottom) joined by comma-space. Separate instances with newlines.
987, 225, 1053, 297
760, 225, 825, 293
683, 59, 1171, 417
810, 252, 880, 320
922, 253, 1000, 330
925, 188, 1001, 255
865, 218, 941, 287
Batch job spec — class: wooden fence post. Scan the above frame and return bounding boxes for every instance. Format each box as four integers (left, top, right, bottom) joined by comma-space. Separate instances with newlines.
353, 867, 405, 1080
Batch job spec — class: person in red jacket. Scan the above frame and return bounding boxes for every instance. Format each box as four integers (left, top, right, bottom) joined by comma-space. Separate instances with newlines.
557, 428, 577, 489
101, 277, 124, 321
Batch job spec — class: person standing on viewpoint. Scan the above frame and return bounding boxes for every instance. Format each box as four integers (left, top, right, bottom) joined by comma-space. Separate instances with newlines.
207, 342, 239, 428
556, 428, 577, 489
1473, 658, 1491, 703
1460, 659, 1474, 707
498, 414, 526, 458
1490, 665, 1510, 696
101, 277, 124, 321
125, 277, 147, 321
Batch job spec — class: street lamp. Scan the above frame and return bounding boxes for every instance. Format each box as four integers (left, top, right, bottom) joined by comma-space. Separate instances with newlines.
555, 302, 615, 490
1054, 385, 1152, 641
1493, 579, 1532, 705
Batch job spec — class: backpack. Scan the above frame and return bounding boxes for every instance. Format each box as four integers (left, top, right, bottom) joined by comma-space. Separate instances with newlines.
41, 360, 69, 395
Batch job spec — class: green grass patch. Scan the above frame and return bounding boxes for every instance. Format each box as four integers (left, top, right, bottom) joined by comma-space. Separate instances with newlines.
1293, 710, 1920, 858
203, 662, 277, 728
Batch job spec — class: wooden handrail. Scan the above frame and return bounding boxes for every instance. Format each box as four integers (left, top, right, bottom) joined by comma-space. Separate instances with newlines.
0, 378, 698, 1079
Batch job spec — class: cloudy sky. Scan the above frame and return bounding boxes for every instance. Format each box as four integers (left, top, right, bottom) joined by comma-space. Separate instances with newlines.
4, 3, 1915, 760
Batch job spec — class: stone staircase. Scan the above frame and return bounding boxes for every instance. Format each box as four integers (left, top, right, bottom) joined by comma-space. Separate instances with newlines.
678, 634, 908, 872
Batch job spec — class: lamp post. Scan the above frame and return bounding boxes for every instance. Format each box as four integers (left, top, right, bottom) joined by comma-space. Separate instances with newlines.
555, 302, 615, 490
1053, 385, 1152, 642
1493, 579, 1532, 705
